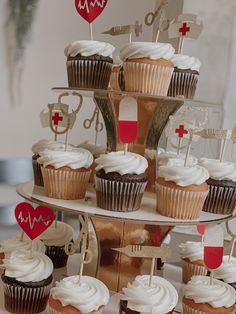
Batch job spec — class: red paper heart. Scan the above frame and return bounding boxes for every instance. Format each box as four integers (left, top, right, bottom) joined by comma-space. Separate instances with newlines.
15, 202, 54, 240
75, 0, 108, 24
197, 224, 208, 235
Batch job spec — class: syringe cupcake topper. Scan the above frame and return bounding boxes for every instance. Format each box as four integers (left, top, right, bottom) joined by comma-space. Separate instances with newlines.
40, 92, 83, 149
168, 14, 203, 53
75, 0, 108, 40
102, 21, 142, 43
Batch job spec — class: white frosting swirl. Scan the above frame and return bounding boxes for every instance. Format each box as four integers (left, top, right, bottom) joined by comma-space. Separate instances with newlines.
120, 275, 178, 314
158, 164, 209, 186
32, 139, 75, 154
179, 241, 203, 262
40, 221, 73, 247
0, 234, 45, 256
64, 40, 115, 58
214, 256, 236, 284
157, 151, 198, 167
38, 148, 93, 169
51, 275, 109, 313
171, 54, 201, 71
184, 275, 236, 308
198, 158, 236, 182
3, 250, 53, 282
120, 42, 175, 61
95, 151, 148, 175
78, 141, 106, 157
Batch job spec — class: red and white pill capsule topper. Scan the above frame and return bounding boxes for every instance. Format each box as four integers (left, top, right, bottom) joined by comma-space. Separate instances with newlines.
204, 225, 224, 270
118, 96, 138, 144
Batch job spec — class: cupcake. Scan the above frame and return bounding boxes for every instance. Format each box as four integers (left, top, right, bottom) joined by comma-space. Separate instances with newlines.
179, 241, 208, 284
120, 275, 178, 314
32, 139, 75, 187
48, 275, 110, 314
183, 276, 236, 314
214, 256, 236, 290
110, 56, 125, 91
65, 40, 115, 89
120, 42, 175, 96
38, 148, 93, 200
198, 158, 236, 215
95, 151, 148, 212
0, 234, 46, 261
168, 54, 201, 99
39, 221, 73, 268
1, 250, 53, 314
156, 163, 209, 219
144, 149, 157, 191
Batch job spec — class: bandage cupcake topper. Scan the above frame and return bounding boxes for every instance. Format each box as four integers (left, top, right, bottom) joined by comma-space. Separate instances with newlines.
102, 21, 142, 43
75, 0, 108, 40
118, 96, 138, 154
113, 244, 171, 286
168, 14, 203, 53
204, 225, 224, 284
40, 92, 83, 149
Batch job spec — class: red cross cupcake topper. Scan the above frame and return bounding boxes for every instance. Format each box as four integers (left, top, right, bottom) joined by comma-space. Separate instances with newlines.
52, 112, 63, 126
175, 124, 188, 138
179, 22, 190, 36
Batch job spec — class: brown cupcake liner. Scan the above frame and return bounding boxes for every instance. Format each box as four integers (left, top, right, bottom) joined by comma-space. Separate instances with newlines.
124, 62, 173, 96
156, 183, 208, 220
168, 70, 198, 99
95, 177, 147, 212
182, 302, 235, 314
120, 300, 174, 313
45, 245, 69, 269
2, 278, 53, 314
182, 259, 208, 284
32, 159, 44, 187
42, 167, 91, 200
67, 59, 112, 89
203, 183, 236, 215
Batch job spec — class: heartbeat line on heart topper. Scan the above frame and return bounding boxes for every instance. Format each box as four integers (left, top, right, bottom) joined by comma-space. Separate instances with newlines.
17, 211, 53, 230
76, 0, 107, 13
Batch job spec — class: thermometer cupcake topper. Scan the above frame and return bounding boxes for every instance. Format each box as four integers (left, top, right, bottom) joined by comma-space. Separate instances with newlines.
168, 14, 203, 53
204, 225, 224, 284
118, 96, 138, 154
75, 0, 108, 40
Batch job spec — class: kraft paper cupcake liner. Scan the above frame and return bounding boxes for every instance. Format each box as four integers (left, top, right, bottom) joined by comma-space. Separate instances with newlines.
45, 245, 69, 269
42, 167, 91, 200
49, 305, 104, 314
2, 278, 52, 314
124, 62, 173, 96
110, 68, 125, 91
182, 302, 235, 314
120, 300, 174, 313
168, 71, 198, 99
67, 60, 112, 89
156, 183, 208, 220
203, 183, 236, 215
32, 159, 44, 187
182, 259, 208, 284
95, 177, 147, 212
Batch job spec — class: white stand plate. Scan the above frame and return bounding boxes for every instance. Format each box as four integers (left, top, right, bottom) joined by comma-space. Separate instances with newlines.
17, 182, 232, 226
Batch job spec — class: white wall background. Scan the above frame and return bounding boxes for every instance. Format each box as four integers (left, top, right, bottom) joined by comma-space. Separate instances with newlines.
0, 0, 155, 158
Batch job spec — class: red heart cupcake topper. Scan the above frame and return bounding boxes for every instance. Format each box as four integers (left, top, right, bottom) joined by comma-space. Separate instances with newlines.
15, 202, 54, 240
75, 0, 108, 24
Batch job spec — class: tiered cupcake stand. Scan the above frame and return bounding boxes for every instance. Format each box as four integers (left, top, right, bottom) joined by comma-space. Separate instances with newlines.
3, 89, 233, 313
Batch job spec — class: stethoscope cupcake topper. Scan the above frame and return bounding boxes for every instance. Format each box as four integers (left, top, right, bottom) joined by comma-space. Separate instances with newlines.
83, 106, 103, 145
145, 0, 169, 42
112, 244, 171, 287
75, 0, 108, 40
168, 14, 203, 53
102, 21, 142, 43
40, 92, 83, 149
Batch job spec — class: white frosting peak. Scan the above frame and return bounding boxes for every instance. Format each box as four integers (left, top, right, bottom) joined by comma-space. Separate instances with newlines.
214, 256, 236, 284
184, 275, 236, 308
51, 275, 109, 313
120, 42, 175, 61
38, 148, 93, 169
198, 158, 236, 182
32, 139, 75, 154
121, 275, 178, 314
40, 221, 73, 247
171, 54, 201, 71
157, 150, 198, 167
0, 234, 46, 256
158, 164, 209, 186
65, 40, 115, 58
95, 151, 148, 175
3, 250, 53, 282
179, 241, 203, 262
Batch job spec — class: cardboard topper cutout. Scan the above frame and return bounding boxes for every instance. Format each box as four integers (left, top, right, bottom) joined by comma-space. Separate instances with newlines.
40, 92, 83, 138
75, 0, 108, 24
231, 127, 236, 143
15, 202, 54, 240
